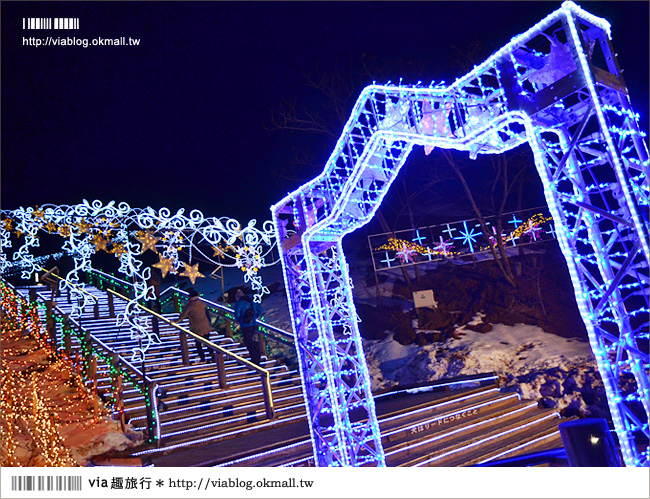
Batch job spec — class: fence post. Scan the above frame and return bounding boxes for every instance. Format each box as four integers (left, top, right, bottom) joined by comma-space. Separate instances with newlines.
110, 353, 126, 432
93, 300, 100, 319
144, 379, 159, 444
91, 357, 99, 421
28, 287, 37, 304
45, 300, 57, 346
258, 330, 267, 361
261, 373, 274, 420
83, 330, 93, 381
107, 290, 115, 318
152, 315, 159, 338
179, 331, 190, 366
215, 352, 227, 389
173, 294, 181, 314
115, 374, 125, 432
63, 315, 72, 358
225, 318, 234, 339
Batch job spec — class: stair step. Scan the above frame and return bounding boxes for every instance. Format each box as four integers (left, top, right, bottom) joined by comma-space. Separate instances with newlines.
382, 393, 525, 452
399, 409, 562, 467
151, 392, 307, 436
130, 408, 310, 459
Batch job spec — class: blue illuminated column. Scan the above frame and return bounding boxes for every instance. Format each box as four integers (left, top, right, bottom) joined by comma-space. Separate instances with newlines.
272, 1, 648, 467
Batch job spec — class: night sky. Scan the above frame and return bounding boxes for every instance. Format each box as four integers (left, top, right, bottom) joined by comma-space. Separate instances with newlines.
2, 1, 648, 224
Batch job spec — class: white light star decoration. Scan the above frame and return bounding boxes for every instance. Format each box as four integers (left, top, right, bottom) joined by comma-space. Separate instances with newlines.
522, 220, 543, 242
0, 200, 279, 362
234, 245, 269, 303
432, 236, 454, 257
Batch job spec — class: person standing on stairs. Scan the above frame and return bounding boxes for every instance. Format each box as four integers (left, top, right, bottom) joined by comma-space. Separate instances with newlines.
233, 289, 264, 366
176, 289, 215, 363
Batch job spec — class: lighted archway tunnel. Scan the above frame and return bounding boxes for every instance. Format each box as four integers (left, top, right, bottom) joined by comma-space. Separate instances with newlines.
271, 1, 648, 467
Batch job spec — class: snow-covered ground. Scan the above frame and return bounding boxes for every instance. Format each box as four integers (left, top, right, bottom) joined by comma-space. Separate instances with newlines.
363, 321, 607, 418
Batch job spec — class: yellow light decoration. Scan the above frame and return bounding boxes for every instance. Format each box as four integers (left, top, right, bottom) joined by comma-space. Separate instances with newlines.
44, 221, 58, 234
377, 237, 429, 254
179, 262, 204, 285
91, 234, 108, 252
152, 256, 175, 278
75, 219, 92, 234
509, 214, 553, 241
0, 285, 108, 467
136, 231, 159, 254
58, 225, 71, 238
376, 237, 464, 260
111, 243, 127, 257
33, 209, 45, 219
3, 218, 13, 231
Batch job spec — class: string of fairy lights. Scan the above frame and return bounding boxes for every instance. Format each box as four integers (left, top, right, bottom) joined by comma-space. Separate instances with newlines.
373, 212, 555, 268
0, 1, 647, 469
0, 200, 278, 363
0, 281, 110, 467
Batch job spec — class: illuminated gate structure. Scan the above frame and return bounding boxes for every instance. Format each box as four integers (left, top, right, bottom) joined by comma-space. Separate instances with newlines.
271, 1, 648, 467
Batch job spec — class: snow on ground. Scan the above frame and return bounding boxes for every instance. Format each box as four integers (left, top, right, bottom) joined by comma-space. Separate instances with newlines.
363, 321, 608, 418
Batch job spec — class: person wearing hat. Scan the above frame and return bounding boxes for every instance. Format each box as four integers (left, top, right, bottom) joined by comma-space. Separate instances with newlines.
176, 289, 215, 363
233, 289, 264, 365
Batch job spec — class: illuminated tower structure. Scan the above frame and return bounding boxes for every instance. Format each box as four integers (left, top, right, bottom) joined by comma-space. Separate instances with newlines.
271, 2, 648, 466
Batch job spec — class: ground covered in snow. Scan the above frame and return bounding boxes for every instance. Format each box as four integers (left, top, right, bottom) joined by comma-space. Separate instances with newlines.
349, 239, 610, 420
363, 322, 608, 419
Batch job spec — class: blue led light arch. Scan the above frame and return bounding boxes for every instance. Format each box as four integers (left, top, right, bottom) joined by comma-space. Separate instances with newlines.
271, 1, 648, 467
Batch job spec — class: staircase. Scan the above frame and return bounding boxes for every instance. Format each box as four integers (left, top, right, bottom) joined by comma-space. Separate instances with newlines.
17, 282, 572, 467
20, 283, 307, 461
214, 378, 571, 467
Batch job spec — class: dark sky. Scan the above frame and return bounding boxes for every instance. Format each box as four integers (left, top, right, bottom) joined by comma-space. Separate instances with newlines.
2, 1, 648, 223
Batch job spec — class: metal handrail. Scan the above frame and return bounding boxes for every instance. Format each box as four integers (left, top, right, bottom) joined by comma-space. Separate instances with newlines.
87, 278, 294, 344
60, 309, 162, 441
108, 288, 275, 419
88, 268, 132, 287
108, 288, 267, 373
3, 277, 160, 441
64, 313, 152, 383
38, 267, 98, 305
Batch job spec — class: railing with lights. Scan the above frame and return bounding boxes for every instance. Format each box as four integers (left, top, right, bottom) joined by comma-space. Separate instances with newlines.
368, 207, 557, 272
87, 268, 134, 297
3, 276, 162, 444
37, 266, 102, 318
107, 288, 276, 421
167, 287, 296, 366
57, 312, 162, 443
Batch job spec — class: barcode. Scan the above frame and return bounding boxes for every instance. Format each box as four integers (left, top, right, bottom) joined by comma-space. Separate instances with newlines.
22, 18, 80, 30
11, 476, 82, 491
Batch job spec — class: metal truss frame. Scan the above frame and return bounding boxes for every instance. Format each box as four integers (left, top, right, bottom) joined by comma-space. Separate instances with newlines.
272, 1, 648, 466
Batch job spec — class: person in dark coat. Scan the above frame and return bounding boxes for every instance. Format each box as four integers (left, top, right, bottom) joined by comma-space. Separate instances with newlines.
233, 289, 264, 365
176, 289, 215, 363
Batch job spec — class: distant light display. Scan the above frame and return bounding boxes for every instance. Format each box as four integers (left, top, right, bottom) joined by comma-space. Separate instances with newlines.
272, 1, 648, 467
371, 210, 556, 269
